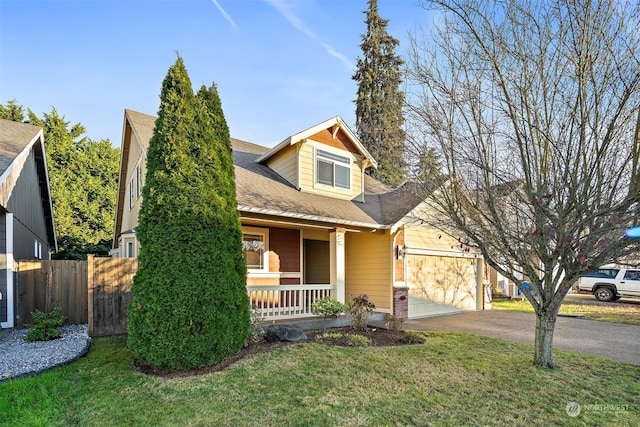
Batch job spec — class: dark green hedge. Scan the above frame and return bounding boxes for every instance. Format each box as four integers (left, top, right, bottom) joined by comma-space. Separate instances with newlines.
127, 57, 250, 371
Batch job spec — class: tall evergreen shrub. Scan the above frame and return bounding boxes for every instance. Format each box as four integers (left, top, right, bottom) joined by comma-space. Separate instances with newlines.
127, 57, 250, 371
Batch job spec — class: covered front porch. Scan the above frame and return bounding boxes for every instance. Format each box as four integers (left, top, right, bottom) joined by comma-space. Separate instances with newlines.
241, 217, 395, 321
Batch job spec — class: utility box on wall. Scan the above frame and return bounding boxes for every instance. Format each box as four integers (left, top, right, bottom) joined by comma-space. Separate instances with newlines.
393, 286, 409, 321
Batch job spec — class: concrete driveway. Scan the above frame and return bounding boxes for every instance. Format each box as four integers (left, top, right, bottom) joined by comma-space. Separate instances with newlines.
402, 309, 640, 365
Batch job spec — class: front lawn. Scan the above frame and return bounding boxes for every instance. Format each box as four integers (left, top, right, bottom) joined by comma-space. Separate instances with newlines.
1, 334, 638, 426
492, 298, 640, 326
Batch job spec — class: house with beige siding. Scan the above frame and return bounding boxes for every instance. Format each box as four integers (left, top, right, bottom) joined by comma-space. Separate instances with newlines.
112, 110, 485, 320
0, 119, 57, 329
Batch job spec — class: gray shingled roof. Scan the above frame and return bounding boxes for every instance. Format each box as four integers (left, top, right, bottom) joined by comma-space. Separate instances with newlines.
0, 119, 42, 178
125, 110, 429, 228
124, 109, 156, 150
233, 141, 387, 227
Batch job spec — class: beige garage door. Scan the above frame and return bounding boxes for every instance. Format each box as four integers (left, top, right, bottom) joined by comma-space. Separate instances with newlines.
406, 254, 479, 318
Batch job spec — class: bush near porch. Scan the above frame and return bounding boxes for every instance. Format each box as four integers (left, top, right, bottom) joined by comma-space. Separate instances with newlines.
2, 333, 638, 426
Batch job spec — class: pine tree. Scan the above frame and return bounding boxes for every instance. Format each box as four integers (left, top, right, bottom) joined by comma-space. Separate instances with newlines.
127, 57, 250, 371
353, 0, 406, 187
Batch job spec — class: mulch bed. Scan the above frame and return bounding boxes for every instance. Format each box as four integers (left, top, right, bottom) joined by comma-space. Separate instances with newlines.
134, 326, 410, 379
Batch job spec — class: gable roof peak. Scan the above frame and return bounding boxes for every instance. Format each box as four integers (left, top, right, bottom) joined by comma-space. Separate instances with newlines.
256, 116, 377, 168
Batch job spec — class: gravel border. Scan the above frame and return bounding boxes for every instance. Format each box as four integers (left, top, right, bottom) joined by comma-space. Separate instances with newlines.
0, 324, 91, 382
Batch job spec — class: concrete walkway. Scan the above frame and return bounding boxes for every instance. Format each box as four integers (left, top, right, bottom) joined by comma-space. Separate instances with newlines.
402, 310, 640, 365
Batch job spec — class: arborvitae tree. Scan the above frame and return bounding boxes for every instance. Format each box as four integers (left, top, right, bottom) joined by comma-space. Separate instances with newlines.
127, 57, 250, 371
1, 101, 118, 259
353, 0, 406, 187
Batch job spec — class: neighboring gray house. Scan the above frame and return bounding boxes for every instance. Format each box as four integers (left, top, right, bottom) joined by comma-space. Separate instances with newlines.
0, 119, 56, 329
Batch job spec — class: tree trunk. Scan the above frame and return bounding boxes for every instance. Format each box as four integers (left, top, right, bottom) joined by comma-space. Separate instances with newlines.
533, 309, 558, 368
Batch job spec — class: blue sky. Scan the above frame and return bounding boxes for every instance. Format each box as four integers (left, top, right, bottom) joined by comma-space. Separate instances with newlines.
1, 0, 430, 147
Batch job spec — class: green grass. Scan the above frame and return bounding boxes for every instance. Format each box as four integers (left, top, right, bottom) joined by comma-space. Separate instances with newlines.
492, 298, 640, 326
2, 334, 638, 426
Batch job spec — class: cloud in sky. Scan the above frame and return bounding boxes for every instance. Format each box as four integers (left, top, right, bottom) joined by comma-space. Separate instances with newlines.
211, 0, 236, 28
264, 0, 355, 71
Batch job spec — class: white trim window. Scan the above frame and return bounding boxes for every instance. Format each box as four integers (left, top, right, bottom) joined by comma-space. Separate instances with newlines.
242, 227, 269, 272
128, 179, 134, 210
316, 149, 351, 190
126, 241, 134, 258
135, 163, 142, 198
34, 240, 42, 259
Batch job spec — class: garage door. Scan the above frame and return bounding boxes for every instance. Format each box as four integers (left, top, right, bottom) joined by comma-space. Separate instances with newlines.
406, 254, 479, 318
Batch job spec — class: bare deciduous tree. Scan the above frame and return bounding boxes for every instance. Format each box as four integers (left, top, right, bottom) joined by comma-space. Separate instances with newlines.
405, 0, 640, 367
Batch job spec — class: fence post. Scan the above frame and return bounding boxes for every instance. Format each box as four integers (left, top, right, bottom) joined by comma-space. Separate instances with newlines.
87, 254, 95, 337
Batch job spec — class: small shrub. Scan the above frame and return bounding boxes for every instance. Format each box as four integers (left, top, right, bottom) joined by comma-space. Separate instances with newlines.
246, 305, 267, 346
383, 313, 402, 331
347, 334, 370, 347
317, 332, 344, 341
312, 296, 349, 332
401, 330, 426, 344
25, 307, 65, 342
350, 294, 375, 331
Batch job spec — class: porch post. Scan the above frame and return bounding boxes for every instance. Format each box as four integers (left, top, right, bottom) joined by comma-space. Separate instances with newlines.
330, 227, 346, 303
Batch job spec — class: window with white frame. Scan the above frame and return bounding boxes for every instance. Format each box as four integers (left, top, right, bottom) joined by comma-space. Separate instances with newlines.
242, 228, 268, 271
34, 240, 42, 259
128, 179, 134, 209
316, 149, 350, 190
135, 164, 142, 198
126, 241, 134, 258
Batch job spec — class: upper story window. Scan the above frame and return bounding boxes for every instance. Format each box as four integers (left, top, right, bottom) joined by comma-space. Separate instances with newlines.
128, 179, 134, 209
129, 163, 143, 210
316, 149, 350, 190
242, 227, 269, 272
135, 164, 142, 198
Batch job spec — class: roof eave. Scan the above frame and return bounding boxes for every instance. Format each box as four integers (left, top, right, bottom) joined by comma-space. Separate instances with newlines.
238, 205, 389, 231
255, 136, 293, 163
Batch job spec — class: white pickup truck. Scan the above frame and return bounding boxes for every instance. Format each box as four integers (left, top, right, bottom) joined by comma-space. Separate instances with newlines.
578, 267, 640, 301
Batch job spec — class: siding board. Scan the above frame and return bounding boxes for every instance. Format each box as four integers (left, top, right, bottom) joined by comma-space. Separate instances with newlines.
345, 232, 393, 311
6, 150, 48, 243
267, 145, 298, 187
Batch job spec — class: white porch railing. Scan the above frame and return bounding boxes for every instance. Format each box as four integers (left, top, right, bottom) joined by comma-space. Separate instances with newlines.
247, 284, 335, 319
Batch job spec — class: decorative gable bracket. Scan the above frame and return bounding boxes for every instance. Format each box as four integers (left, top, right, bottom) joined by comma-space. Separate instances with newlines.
331, 123, 340, 139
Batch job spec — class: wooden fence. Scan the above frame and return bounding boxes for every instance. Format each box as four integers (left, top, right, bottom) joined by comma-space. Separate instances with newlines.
17, 259, 88, 328
17, 257, 333, 337
88, 256, 137, 337
17, 256, 137, 337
